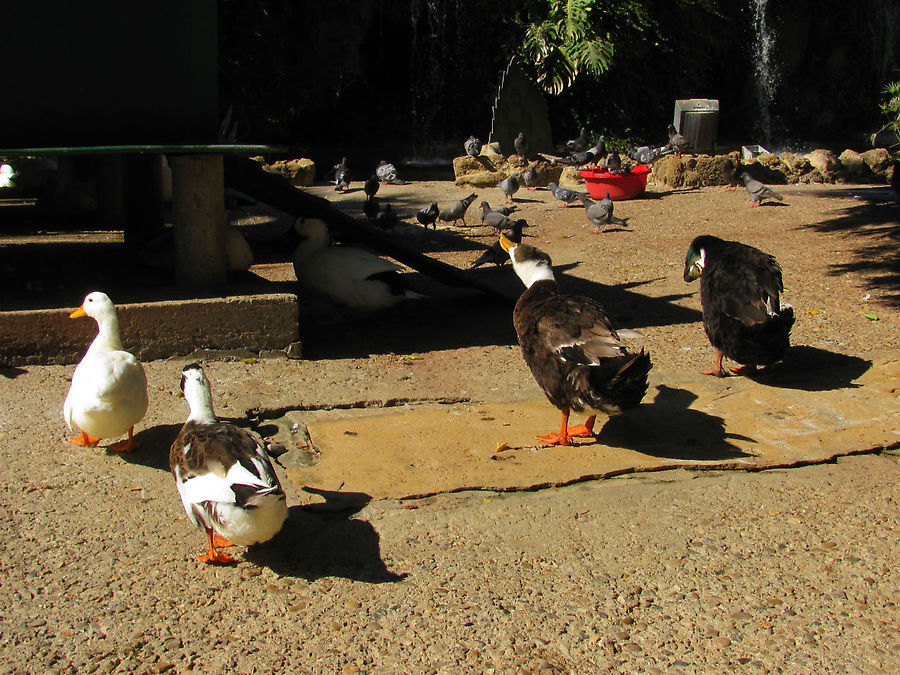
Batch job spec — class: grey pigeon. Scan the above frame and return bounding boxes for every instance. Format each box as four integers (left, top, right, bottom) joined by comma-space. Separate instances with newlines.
629, 144, 670, 164
604, 152, 623, 174
464, 136, 482, 157
416, 201, 439, 229
579, 192, 628, 232
522, 165, 539, 191
547, 182, 584, 208
565, 127, 588, 153
364, 174, 380, 199
363, 195, 380, 220
438, 193, 478, 226
470, 219, 528, 268
375, 160, 409, 185
494, 205, 517, 217
666, 124, 691, 155
557, 136, 606, 167
479, 201, 514, 231
497, 173, 520, 204
740, 172, 784, 207
334, 157, 351, 191
514, 132, 528, 157
723, 158, 741, 191
375, 203, 398, 231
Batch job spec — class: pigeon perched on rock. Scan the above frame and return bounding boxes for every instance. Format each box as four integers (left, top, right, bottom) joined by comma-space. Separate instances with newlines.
628, 145, 669, 165
522, 165, 539, 191
364, 174, 380, 199
363, 195, 380, 220
579, 192, 628, 233
479, 201, 515, 231
417, 202, 439, 229
497, 174, 520, 204
557, 137, 606, 167
547, 182, 584, 208
514, 132, 529, 157
334, 157, 351, 191
438, 193, 478, 226
723, 158, 741, 191
375, 160, 408, 185
464, 136, 482, 157
740, 172, 784, 207
470, 219, 527, 268
666, 124, 691, 156
565, 127, 588, 153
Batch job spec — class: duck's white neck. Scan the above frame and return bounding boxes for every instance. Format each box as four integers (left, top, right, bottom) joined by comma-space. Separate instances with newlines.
514, 259, 556, 288
184, 383, 217, 424
86, 313, 124, 355
294, 221, 330, 261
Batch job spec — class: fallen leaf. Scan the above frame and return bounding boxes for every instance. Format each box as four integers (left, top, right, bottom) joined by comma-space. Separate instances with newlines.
805, 309, 820, 315
864, 313, 879, 321
495, 442, 510, 452
240, 357, 258, 365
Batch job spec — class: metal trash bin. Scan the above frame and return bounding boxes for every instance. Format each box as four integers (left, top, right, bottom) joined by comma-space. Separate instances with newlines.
673, 99, 719, 154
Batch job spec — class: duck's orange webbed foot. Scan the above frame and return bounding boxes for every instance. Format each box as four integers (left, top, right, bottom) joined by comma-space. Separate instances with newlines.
536, 431, 572, 446
109, 427, 138, 452
565, 415, 596, 438
213, 534, 235, 548
198, 530, 237, 565
69, 431, 101, 447
729, 364, 757, 376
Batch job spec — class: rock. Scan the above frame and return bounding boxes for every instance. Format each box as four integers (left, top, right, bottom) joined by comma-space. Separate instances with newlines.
780, 152, 813, 176
262, 158, 317, 187
861, 148, 892, 177
453, 154, 562, 189
838, 149, 868, 177
558, 166, 585, 190
651, 153, 745, 188
805, 149, 840, 176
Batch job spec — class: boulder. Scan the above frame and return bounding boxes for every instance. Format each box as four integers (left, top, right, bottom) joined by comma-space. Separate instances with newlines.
838, 149, 867, 177
861, 148, 892, 177
261, 158, 316, 187
779, 152, 813, 176
804, 149, 840, 176
558, 166, 584, 190
650, 153, 741, 188
453, 154, 562, 189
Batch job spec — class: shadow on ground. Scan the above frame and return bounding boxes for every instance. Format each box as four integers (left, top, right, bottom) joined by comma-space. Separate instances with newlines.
247, 488, 407, 582
746, 345, 873, 391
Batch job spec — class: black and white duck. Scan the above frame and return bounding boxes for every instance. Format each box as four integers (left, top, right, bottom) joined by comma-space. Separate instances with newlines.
683, 235, 795, 377
500, 235, 652, 445
170, 363, 288, 565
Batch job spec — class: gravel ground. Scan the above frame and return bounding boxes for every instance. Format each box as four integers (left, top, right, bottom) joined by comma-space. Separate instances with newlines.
1, 178, 898, 674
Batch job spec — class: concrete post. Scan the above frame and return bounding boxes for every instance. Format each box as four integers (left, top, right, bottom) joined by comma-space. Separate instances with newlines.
170, 154, 226, 288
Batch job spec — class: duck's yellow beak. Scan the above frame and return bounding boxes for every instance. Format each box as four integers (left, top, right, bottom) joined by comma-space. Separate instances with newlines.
69, 306, 86, 319
499, 233, 515, 252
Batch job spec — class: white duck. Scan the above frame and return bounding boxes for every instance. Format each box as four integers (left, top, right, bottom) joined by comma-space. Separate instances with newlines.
170, 363, 288, 565
292, 217, 423, 311
63, 292, 148, 451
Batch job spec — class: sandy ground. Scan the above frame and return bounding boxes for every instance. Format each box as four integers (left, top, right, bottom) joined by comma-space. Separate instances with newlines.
1, 177, 898, 674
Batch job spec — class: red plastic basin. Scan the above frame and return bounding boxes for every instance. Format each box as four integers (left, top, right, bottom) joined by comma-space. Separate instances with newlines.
579, 164, 651, 200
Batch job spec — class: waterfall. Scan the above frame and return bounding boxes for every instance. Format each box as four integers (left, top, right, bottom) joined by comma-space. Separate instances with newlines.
750, 0, 779, 146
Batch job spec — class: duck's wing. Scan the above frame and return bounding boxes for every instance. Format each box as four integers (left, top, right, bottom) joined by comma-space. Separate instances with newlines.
537, 296, 628, 365
713, 248, 784, 326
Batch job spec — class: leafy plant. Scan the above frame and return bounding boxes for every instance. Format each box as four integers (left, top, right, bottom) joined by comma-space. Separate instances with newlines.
870, 79, 900, 154
519, 0, 614, 95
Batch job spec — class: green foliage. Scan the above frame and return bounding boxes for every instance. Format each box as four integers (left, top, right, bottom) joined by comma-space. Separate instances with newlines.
871, 79, 900, 154
519, 0, 614, 95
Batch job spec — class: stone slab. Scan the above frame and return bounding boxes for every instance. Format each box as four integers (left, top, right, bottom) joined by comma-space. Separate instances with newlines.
280, 355, 899, 501
0, 292, 299, 365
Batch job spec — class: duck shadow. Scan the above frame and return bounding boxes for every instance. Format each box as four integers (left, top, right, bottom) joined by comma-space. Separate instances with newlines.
246, 487, 407, 583
745, 345, 872, 391
596, 385, 755, 460
115, 423, 183, 470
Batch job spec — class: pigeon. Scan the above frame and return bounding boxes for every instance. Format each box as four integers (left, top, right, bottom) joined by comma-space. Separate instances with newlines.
464, 136, 482, 157
375, 160, 409, 185
579, 192, 628, 232
547, 182, 584, 208
493, 205, 518, 217
629, 144, 670, 164
479, 201, 514, 231
364, 174, 380, 199
740, 172, 784, 207
417, 202, 439, 229
565, 127, 588, 153
438, 193, 478, 226
497, 174, 520, 204
666, 124, 691, 156
375, 203, 398, 231
334, 157, 351, 191
557, 137, 606, 167
470, 219, 528, 268
363, 195, 380, 220
604, 152, 623, 174
514, 132, 528, 157
723, 158, 741, 191
522, 165, 539, 191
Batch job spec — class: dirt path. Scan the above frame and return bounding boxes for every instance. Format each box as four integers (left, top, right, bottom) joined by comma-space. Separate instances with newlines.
1, 179, 898, 673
